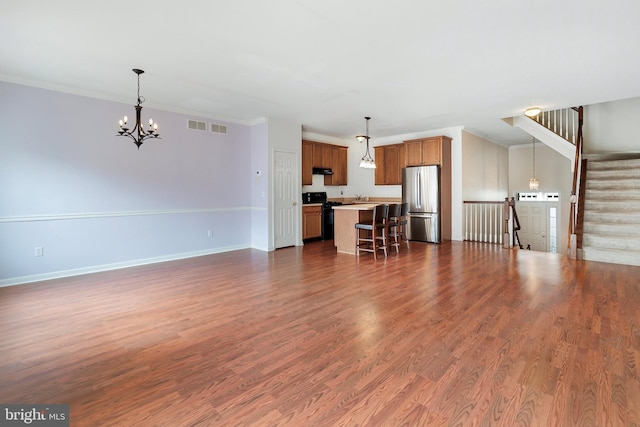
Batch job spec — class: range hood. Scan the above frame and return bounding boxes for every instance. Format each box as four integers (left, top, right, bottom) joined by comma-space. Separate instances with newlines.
312, 167, 333, 175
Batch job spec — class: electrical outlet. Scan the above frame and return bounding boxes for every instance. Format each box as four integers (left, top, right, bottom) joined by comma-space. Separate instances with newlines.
207, 230, 213, 238
35, 246, 43, 257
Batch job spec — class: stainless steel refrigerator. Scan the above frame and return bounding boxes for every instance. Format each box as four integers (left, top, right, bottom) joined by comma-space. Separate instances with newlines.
402, 165, 441, 243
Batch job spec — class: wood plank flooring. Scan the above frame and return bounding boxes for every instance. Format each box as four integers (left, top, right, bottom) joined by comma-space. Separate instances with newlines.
1, 241, 639, 426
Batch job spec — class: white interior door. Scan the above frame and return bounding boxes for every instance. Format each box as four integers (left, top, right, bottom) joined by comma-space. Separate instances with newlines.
274, 150, 297, 248
517, 203, 548, 252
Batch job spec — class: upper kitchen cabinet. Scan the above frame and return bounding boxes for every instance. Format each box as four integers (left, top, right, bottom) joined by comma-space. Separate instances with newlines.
302, 140, 313, 185
312, 142, 332, 168
302, 140, 348, 186
325, 145, 348, 186
404, 136, 451, 166
374, 143, 405, 185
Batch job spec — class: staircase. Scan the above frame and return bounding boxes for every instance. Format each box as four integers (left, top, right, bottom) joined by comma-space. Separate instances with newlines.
511, 106, 640, 266
581, 155, 640, 266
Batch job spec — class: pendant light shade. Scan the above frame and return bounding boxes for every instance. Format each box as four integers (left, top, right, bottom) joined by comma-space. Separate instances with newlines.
529, 177, 539, 190
529, 136, 539, 190
356, 116, 376, 169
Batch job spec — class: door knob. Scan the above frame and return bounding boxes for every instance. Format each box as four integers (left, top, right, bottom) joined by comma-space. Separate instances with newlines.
293, 202, 297, 206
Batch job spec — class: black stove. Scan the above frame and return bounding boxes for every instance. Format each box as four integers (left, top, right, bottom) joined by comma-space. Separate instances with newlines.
321, 201, 342, 240
302, 191, 327, 205
302, 192, 342, 240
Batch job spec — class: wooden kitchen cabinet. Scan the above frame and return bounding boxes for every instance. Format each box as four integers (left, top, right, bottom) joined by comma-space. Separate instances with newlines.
302, 140, 348, 186
325, 145, 348, 186
374, 143, 405, 185
302, 205, 322, 240
312, 143, 332, 168
404, 135, 452, 240
374, 146, 385, 184
404, 136, 451, 166
302, 140, 313, 185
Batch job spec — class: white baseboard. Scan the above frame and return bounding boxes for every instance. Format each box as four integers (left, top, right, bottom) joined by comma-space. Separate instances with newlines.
0, 244, 251, 288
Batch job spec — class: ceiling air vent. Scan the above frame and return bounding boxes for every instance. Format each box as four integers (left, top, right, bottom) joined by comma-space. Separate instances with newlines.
188, 120, 207, 131
211, 123, 228, 135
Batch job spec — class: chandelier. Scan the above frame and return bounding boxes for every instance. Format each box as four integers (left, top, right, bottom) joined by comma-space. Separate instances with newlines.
117, 69, 160, 149
529, 136, 539, 190
356, 116, 376, 169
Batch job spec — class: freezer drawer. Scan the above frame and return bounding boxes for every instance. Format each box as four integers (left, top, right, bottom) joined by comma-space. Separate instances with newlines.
407, 213, 440, 243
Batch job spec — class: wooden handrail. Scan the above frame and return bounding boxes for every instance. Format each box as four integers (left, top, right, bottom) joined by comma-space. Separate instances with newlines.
508, 197, 523, 249
568, 106, 584, 259
570, 106, 584, 199
509, 198, 521, 232
463, 201, 504, 204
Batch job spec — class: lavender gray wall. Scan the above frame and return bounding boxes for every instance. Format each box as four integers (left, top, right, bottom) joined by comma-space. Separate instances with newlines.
0, 81, 257, 285
250, 120, 269, 250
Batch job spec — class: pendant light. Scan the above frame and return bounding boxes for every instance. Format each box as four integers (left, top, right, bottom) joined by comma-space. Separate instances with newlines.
529, 136, 539, 190
117, 69, 160, 149
356, 116, 376, 169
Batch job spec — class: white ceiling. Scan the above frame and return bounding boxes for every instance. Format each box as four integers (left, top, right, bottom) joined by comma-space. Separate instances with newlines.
2, 0, 640, 146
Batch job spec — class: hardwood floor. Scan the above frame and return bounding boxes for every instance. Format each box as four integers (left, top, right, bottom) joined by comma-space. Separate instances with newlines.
1, 241, 639, 426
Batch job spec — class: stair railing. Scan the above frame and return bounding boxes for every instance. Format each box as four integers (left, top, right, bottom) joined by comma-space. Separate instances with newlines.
530, 107, 580, 145
508, 197, 523, 249
568, 106, 584, 259
462, 198, 522, 248
463, 201, 505, 244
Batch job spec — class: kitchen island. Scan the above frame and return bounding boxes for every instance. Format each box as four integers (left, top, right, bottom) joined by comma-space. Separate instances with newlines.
332, 203, 378, 255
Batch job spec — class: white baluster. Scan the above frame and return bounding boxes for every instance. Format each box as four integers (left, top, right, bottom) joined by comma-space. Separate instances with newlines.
465, 203, 469, 240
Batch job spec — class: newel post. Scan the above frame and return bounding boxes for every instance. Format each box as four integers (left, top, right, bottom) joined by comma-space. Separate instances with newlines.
568, 193, 578, 259
503, 197, 511, 249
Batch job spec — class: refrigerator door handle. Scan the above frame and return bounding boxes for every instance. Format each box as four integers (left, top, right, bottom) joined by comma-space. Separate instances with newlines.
416, 172, 421, 209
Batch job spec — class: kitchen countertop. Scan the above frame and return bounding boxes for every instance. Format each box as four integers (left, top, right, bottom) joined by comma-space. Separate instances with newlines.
302, 203, 323, 207
332, 203, 378, 210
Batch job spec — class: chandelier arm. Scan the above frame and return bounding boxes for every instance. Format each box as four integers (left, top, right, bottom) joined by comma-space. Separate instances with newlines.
120, 132, 143, 149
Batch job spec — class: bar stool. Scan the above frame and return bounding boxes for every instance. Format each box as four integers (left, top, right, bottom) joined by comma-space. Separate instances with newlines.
355, 204, 388, 259
399, 202, 410, 248
386, 203, 401, 253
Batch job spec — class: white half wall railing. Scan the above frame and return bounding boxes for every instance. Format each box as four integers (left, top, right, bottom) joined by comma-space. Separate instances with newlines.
463, 201, 504, 244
